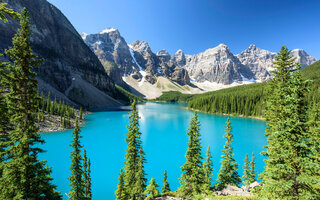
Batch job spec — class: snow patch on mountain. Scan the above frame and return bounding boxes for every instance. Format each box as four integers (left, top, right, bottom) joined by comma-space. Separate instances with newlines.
240, 73, 257, 83
139, 71, 146, 86
128, 45, 143, 71
80, 32, 88, 40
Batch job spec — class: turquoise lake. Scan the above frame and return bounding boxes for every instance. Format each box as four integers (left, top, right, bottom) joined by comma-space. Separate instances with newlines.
39, 102, 267, 199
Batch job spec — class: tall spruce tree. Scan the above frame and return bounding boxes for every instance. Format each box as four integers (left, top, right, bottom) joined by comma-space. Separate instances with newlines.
179, 112, 204, 196
161, 170, 171, 196
144, 177, 159, 200
0, 8, 61, 199
115, 169, 126, 200
121, 100, 146, 200
83, 149, 92, 200
216, 118, 241, 190
242, 154, 251, 186
248, 152, 256, 184
203, 146, 214, 193
68, 118, 84, 199
134, 146, 147, 200
260, 46, 318, 199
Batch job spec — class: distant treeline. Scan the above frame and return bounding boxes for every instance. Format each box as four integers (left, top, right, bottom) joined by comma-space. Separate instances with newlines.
155, 60, 320, 117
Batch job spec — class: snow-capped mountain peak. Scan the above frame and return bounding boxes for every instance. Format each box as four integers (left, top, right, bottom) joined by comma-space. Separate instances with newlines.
80, 32, 88, 40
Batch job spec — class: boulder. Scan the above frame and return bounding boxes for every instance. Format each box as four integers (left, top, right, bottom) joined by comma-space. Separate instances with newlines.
216, 184, 251, 196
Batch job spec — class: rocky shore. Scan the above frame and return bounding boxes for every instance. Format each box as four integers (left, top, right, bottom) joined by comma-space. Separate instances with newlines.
38, 110, 88, 133
152, 182, 261, 200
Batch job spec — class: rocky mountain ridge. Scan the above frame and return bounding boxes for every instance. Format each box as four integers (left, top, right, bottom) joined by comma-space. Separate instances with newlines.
0, 0, 122, 108
82, 28, 316, 98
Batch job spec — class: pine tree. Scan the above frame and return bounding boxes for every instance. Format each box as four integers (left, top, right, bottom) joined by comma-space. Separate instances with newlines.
80, 107, 83, 120
248, 152, 256, 184
115, 169, 126, 200
203, 146, 213, 193
53, 96, 57, 114
216, 118, 241, 190
242, 154, 251, 186
179, 112, 204, 196
0, 9, 61, 199
83, 149, 92, 200
68, 118, 84, 199
46, 91, 51, 113
260, 46, 317, 199
144, 177, 159, 200
0, 8, 61, 199
121, 100, 147, 199
161, 170, 171, 196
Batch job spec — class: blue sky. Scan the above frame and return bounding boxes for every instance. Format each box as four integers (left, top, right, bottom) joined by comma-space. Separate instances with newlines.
48, 0, 319, 59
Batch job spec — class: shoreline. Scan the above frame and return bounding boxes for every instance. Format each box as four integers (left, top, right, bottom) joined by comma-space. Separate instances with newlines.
39, 102, 265, 133
38, 110, 91, 133
186, 107, 265, 121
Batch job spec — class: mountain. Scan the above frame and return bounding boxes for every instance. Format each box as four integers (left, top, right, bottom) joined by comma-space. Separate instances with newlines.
290, 49, 317, 68
236, 44, 275, 82
82, 30, 193, 98
82, 28, 316, 99
0, 0, 122, 108
81, 28, 139, 86
236, 44, 317, 82
184, 44, 255, 84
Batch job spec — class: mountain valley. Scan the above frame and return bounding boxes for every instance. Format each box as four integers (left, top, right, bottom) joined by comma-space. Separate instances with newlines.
82, 28, 316, 99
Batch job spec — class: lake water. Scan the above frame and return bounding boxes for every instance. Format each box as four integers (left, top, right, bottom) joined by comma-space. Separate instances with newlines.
39, 102, 267, 199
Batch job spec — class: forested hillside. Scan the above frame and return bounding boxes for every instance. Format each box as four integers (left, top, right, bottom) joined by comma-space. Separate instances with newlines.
155, 60, 320, 117
188, 60, 320, 117
188, 83, 267, 117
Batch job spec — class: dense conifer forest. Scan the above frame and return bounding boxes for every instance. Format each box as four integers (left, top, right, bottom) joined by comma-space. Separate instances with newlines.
155, 60, 320, 118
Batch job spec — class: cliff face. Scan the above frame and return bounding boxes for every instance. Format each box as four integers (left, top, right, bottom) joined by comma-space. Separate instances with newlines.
183, 44, 255, 84
236, 45, 317, 82
82, 30, 191, 87
0, 0, 121, 108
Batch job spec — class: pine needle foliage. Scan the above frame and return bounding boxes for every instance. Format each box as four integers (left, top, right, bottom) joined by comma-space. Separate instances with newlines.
216, 118, 241, 190
83, 150, 92, 200
115, 169, 126, 200
68, 118, 84, 199
118, 100, 147, 200
144, 177, 159, 200
242, 154, 251, 186
161, 170, 171, 196
248, 152, 257, 184
0, 0, 19, 22
179, 112, 204, 197
203, 146, 214, 193
260, 46, 319, 199
0, 8, 61, 199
